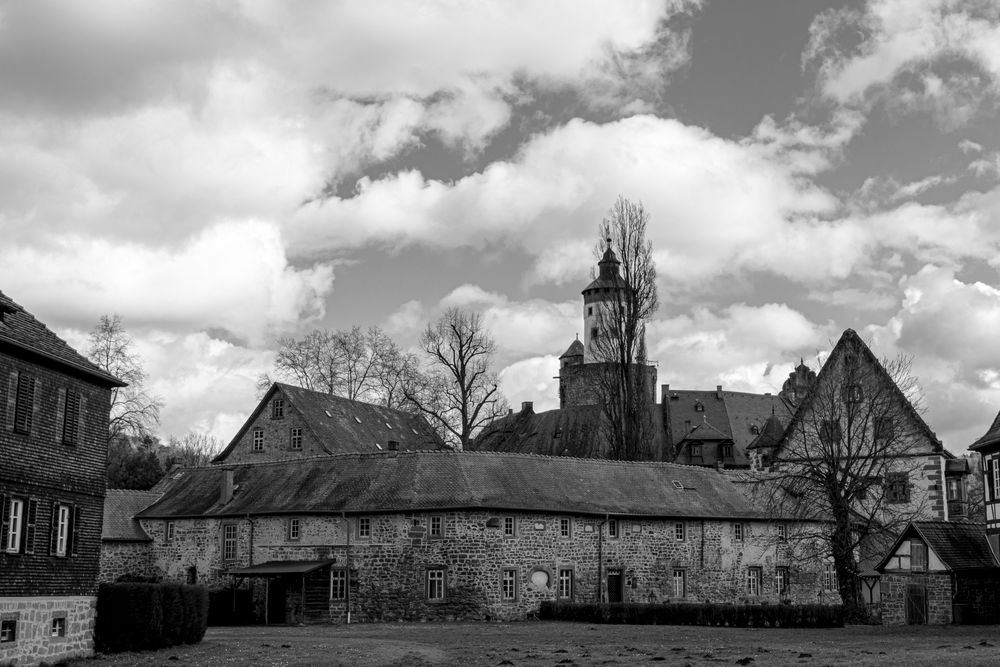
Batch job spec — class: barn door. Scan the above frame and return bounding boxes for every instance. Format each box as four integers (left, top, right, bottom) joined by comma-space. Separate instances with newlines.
906, 584, 927, 625
607, 568, 624, 603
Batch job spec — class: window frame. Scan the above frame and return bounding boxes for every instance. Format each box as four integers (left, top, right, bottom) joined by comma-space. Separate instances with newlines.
733, 523, 744, 542
289, 427, 303, 450
271, 398, 285, 419
221, 523, 238, 562
251, 428, 264, 451
775, 566, 790, 596
62, 389, 81, 445
690, 443, 703, 462
165, 521, 175, 544
672, 568, 686, 599
777, 523, 787, 542
429, 515, 443, 538
13, 373, 35, 435
356, 517, 371, 540
721, 443, 733, 459
426, 568, 446, 601
0, 618, 15, 643
674, 521, 685, 542
557, 568, 574, 600
993, 459, 1000, 502
330, 569, 347, 601
607, 519, 619, 539
843, 383, 863, 404
5, 498, 23, 554
288, 518, 301, 541
502, 516, 516, 538
559, 517, 572, 539
50, 616, 66, 638
501, 568, 518, 602
746, 566, 762, 597
886, 472, 910, 503
823, 562, 838, 592
55, 504, 70, 557
911, 540, 927, 571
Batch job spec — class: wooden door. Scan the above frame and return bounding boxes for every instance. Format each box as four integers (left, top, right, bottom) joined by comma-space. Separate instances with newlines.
267, 577, 287, 624
607, 568, 624, 603
906, 584, 927, 625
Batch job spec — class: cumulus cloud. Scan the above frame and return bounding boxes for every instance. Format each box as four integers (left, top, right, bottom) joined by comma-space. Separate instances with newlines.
0, 220, 333, 343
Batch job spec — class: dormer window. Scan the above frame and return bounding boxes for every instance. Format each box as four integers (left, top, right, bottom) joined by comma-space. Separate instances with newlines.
271, 398, 285, 419
694, 401, 704, 412
750, 424, 760, 435
690, 444, 703, 462
553, 428, 562, 439
721, 444, 733, 459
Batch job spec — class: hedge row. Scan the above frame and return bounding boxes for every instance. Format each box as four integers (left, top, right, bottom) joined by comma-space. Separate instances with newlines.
539, 601, 845, 628
95, 583, 209, 653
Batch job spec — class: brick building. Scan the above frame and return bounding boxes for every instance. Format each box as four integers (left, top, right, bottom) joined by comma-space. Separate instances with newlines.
0, 291, 123, 665
133, 450, 839, 623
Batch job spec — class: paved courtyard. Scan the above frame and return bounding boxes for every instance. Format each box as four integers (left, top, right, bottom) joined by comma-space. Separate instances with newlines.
71, 622, 1000, 666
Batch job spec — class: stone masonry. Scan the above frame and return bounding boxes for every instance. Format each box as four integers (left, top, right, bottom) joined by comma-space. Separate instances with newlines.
0, 597, 95, 667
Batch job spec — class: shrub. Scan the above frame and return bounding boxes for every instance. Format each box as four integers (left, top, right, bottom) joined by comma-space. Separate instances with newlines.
538, 601, 844, 628
95, 583, 209, 653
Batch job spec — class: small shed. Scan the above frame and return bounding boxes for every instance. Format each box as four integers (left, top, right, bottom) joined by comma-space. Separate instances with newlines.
875, 521, 1000, 625
228, 559, 337, 625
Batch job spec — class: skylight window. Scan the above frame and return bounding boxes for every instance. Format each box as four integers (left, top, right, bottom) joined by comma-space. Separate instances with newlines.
354, 416, 362, 424
672, 480, 683, 489
325, 410, 333, 418
375, 443, 382, 450
386, 423, 392, 429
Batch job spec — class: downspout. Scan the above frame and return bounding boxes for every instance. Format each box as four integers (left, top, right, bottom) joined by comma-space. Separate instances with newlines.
246, 514, 254, 566
599, 515, 607, 604
941, 456, 949, 521
343, 511, 351, 625
700, 519, 705, 568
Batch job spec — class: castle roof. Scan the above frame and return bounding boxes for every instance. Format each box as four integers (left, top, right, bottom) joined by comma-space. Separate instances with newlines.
969, 409, 1000, 452
212, 382, 446, 462
560, 338, 585, 359
0, 290, 124, 387
102, 489, 162, 542
875, 521, 999, 572
746, 414, 786, 451
138, 450, 768, 521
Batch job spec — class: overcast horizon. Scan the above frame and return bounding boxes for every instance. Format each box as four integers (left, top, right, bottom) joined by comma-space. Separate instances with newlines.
3, 0, 1000, 453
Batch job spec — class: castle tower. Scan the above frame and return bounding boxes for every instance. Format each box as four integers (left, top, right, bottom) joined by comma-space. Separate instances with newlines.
581, 239, 630, 363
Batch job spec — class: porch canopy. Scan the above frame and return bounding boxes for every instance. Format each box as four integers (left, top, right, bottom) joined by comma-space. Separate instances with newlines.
228, 559, 335, 577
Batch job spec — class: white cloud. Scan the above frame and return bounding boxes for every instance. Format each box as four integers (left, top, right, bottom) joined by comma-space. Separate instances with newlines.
498, 356, 561, 412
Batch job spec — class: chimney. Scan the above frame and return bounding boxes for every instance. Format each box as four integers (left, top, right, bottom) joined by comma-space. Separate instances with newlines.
661, 384, 669, 401
521, 401, 533, 413
716, 385, 723, 400
220, 469, 234, 505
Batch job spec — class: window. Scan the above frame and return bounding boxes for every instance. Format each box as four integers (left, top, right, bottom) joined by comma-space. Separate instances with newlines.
503, 516, 516, 537
222, 524, 237, 561
357, 517, 371, 539
823, 563, 838, 592
51, 616, 66, 638
429, 516, 443, 538
946, 477, 962, 502
733, 523, 744, 542
13, 373, 35, 434
672, 569, 686, 598
0, 619, 15, 643
819, 420, 841, 445
746, 567, 762, 596
694, 401, 704, 412
674, 522, 685, 542
426, 568, 445, 601
993, 459, 1000, 502
587, 306, 593, 316
843, 384, 863, 404
590, 327, 598, 341
874, 416, 895, 441
559, 517, 572, 539
886, 472, 910, 503
777, 523, 787, 542
607, 519, 619, 539
187, 566, 198, 584
289, 427, 303, 450
501, 568, 518, 601
165, 521, 175, 544
5, 499, 23, 553
271, 398, 285, 419
690, 444, 703, 462
557, 568, 574, 599
911, 540, 927, 571
288, 518, 301, 541
251, 428, 264, 451
775, 567, 790, 596
62, 389, 80, 445
721, 444, 733, 459
54, 504, 70, 557
330, 569, 347, 600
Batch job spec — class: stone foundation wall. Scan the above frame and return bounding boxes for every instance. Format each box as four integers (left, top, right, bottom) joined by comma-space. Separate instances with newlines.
142, 512, 838, 623
98, 541, 155, 583
880, 572, 952, 625
0, 596, 94, 666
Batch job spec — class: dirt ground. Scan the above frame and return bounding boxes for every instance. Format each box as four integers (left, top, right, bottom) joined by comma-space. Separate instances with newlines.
71, 622, 1000, 666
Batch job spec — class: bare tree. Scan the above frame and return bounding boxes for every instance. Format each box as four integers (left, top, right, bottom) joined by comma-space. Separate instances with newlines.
161, 431, 224, 468
752, 338, 934, 620
266, 325, 411, 406
87, 314, 162, 443
404, 308, 507, 449
590, 197, 659, 460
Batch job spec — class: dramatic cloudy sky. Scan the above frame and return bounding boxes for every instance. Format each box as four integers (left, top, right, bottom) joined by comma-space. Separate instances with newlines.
3, 0, 1000, 453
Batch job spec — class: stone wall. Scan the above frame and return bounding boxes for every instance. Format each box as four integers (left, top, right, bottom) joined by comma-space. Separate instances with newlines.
559, 363, 656, 410
98, 541, 155, 583
880, 572, 952, 625
141, 511, 839, 623
0, 596, 94, 666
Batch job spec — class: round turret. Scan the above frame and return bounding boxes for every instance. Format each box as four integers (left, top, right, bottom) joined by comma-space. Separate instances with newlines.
581, 239, 630, 362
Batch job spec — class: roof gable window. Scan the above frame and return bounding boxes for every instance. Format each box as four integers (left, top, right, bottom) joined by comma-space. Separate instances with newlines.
271, 398, 285, 419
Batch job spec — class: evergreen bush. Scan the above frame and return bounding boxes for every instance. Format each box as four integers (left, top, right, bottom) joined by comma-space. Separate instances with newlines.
95, 583, 209, 653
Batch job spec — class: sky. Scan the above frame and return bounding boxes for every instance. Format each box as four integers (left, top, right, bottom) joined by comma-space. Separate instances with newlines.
3, 0, 1000, 454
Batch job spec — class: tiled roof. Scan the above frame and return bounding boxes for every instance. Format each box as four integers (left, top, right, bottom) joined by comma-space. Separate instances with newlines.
0, 290, 123, 386
213, 383, 446, 462
746, 414, 786, 451
875, 521, 999, 572
560, 339, 585, 359
102, 489, 162, 541
138, 450, 767, 521
969, 409, 1000, 452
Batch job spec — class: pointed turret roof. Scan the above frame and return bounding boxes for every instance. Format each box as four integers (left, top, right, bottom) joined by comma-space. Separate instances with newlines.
969, 409, 1000, 452
560, 338, 585, 359
583, 239, 629, 294
746, 414, 786, 451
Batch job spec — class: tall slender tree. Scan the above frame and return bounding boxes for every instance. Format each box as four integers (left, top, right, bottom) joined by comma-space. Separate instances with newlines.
590, 196, 659, 460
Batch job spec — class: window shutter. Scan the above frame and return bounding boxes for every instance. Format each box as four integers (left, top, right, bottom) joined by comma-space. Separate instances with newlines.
5, 372, 16, 431
55, 388, 66, 444
24, 499, 37, 554
71, 506, 81, 557
0, 495, 9, 552
49, 503, 59, 555
77, 395, 87, 445
30, 378, 41, 436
